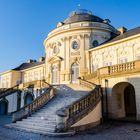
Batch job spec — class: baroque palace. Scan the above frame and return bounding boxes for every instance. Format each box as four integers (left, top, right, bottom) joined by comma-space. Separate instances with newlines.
0, 9, 140, 135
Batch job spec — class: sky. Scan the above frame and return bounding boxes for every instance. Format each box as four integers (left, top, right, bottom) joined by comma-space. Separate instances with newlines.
0, 0, 140, 73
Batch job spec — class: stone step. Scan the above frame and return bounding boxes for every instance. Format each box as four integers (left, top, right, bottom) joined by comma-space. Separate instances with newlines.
22, 118, 56, 124
32, 114, 56, 118
11, 123, 56, 132
6, 124, 75, 136
7, 84, 91, 135
32, 112, 56, 116
16, 121, 56, 128
27, 116, 56, 122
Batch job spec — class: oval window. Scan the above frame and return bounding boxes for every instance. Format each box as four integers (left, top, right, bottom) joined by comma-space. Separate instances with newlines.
72, 41, 79, 50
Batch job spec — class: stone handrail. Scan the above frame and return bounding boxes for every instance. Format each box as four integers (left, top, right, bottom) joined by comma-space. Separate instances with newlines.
109, 61, 135, 74
82, 71, 97, 80
12, 86, 55, 123
78, 77, 96, 89
56, 79, 102, 132
23, 80, 51, 89
0, 80, 50, 99
84, 60, 140, 80
0, 85, 20, 99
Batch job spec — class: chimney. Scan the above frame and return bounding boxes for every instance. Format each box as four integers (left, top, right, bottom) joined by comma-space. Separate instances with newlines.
39, 57, 45, 62
27, 59, 36, 63
117, 27, 127, 34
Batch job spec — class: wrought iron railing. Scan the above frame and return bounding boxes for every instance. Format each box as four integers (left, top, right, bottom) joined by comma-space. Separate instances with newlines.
12, 86, 55, 122
56, 79, 102, 132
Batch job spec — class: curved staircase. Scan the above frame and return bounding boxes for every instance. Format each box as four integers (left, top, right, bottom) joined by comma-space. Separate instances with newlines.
6, 80, 102, 136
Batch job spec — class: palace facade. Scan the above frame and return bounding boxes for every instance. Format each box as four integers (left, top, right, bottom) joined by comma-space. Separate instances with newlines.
1, 9, 140, 124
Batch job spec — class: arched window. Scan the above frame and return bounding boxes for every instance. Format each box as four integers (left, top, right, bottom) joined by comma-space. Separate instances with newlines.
72, 41, 79, 50
53, 46, 58, 54
92, 40, 99, 48
52, 65, 58, 84
71, 63, 79, 83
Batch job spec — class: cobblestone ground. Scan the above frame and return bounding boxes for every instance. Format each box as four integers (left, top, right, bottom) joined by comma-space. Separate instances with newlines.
0, 116, 140, 140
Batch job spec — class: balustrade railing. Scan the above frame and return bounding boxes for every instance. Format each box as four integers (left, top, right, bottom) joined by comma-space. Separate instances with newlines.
109, 61, 135, 74
12, 86, 55, 122
56, 79, 102, 132
23, 80, 40, 88
78, 77, 96, 89
83, 71, 97, 80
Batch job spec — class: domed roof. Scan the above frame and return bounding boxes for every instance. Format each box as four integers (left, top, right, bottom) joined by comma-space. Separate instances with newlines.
63, 9, 104, 24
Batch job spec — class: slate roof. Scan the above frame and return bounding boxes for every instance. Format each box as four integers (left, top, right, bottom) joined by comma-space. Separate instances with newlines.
63, 9, 104, 25
13, 61, 45, 71
106, 26, 140, 44
64, 13, 104, 25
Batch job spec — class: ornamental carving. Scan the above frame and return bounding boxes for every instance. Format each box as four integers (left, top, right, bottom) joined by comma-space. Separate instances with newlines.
70, 56, 81, 64
117, 47, 128, 57
71, 51, 80, 56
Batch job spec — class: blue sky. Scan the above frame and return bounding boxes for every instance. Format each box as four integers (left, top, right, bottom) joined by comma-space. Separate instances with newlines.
0, 0, 140, 72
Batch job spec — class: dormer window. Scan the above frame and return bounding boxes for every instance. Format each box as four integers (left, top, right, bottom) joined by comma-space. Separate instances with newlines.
92, 40, 99, 48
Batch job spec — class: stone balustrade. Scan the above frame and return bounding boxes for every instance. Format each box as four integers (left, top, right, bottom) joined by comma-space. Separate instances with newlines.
86, 60, 140, 80
109, 61, 135, 74
12, 86, 55, 123
47, 22, 115, 38
56, 79, 102, 132
23, 80, 50, 89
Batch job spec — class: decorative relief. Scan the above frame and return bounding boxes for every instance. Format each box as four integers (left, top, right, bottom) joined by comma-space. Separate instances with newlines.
84, 34, 90, 38
102, 50, 114, 61
61, 36, 72, 42
117, 47, 128, 57
70, 56, 81, 64
71, 51, 80, 56
91, 53, 101, 65
79, 34, 84, 39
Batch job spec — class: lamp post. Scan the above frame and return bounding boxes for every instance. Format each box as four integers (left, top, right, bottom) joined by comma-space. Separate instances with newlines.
105, 79, 108, 120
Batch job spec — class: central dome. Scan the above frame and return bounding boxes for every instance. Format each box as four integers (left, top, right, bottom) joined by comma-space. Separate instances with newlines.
63, 9, 104, 24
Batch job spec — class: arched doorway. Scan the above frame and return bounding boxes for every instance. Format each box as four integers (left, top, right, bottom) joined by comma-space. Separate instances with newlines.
24, 93, 34, 105
112, 82, 136, 119
124, 84, 136, 116
71, 63, 79, 83
0, 99, 8, 115
52, 65, 58, 84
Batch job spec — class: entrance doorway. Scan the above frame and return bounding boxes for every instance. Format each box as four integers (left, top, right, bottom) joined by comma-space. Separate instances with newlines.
0, 99, 8, 115
112, 82, 136, 119
71, 63, 79, 83
124, 84, 136, 116
52, 65, 58, 84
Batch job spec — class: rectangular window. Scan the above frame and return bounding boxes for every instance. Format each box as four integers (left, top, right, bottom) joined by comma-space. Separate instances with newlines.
135, 54, 140, 60
103, 62, 112, 67
119, 58, 127, 64
91, 64, 98, 72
